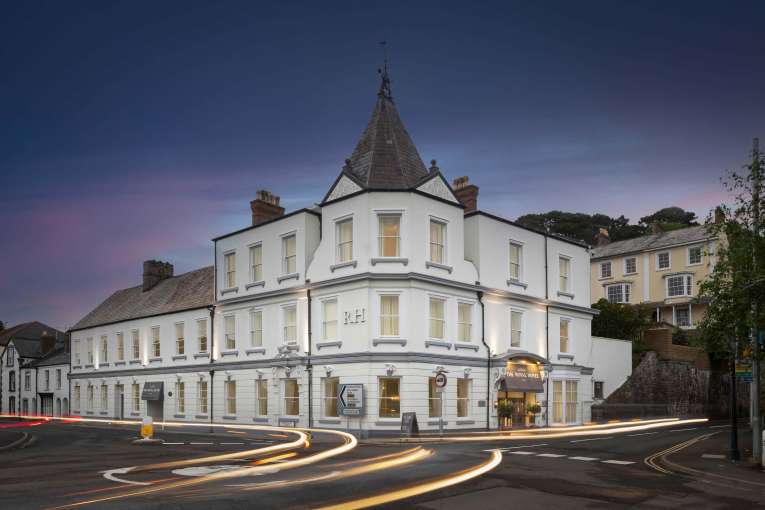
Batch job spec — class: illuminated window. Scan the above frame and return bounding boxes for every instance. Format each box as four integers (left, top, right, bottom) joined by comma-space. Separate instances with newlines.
429, 298, 445, 339
255, 379, 267, 416
250, 310, 263, 347
197, 319, 208, 353
323, 377, 338, 418
224, 380, 236, 415
101, 335, 108, 363
380, 295, 399, 336
197, 381, 208, 415
457, 379, 471, 418
510, 310, 523, 348
116, 333, 124, 361
378, 215, 400, 257
429, 219, 446, 264
224, 252, 236, 288
282, 234, 296, 274
457, 303, 472, 342
175, 323, 185, 355
224, 315, 236, 350
378, 377, 400, 418
559, 257, 571, 293
284, 379, 299, 416
249, 244, 263, 282
336, 218, 353, 263
151, 327, 161, 358
552, 380, 563, 423
175, 381, 185, 414
428, 377, 442, 418
560, 319, 570, 353
509, 242, 522, 281
565, 380, 578, 423
131, 330, 140, 359
283, 306, 296, 345
132, 383, 140, 413
323, 300, 337, 341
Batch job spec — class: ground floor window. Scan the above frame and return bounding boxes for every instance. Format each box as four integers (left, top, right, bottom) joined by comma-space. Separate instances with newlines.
593, 381, 604, 400
428, 377, 442, 418
284, 379, 299, 416
175, 381, 185, 414
552, 380, 578, 424
22, 399, 29, 414
225, 380, 236, 415
675, 305, 691, 327
198, 381, 208, 415
9, 396, 16, 414
87, 386, 94, 412
132, 383, 140, 413
63, 398, 69, 415
74, 386, 81, 411
379, 377, 400, 418
457, 379, 471, 418
256, 379, 268, 416
323, 377, 339, 418
101, 385, 108, 411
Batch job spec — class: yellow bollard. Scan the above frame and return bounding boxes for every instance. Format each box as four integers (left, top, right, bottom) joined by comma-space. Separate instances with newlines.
140, 416, 153, 439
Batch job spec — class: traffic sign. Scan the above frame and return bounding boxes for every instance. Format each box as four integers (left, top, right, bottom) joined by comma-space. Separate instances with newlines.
434, 372, 447, 393
337, 384, 365, 416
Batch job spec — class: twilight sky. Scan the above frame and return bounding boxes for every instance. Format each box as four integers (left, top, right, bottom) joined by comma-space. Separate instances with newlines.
1, 1, 763, 330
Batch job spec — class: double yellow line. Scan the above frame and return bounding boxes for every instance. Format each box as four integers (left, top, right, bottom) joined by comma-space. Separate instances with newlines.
644, 433, 716, 474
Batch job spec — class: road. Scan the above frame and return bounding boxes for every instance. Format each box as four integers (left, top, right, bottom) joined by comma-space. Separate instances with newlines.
0, 417, 763, 509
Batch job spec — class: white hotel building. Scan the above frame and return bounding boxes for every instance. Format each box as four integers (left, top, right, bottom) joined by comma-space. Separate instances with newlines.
69, 74, 630, 433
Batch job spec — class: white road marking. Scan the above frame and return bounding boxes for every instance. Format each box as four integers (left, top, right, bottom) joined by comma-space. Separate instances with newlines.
508, 451, 537, 455
163, 442, 185, 445
220, 442, 245, 445
189, 442, 213, 445
670, 428, 698, 432
570, 436, 613, 443
484, 443, 549, 452
627, 432, 658, 437
601, 460, 636, 465
102, 467, 151, 486
710, 425, 730, 429
568, 456, 599, 461
537, 453, 567, 458
702, 454, 725, 459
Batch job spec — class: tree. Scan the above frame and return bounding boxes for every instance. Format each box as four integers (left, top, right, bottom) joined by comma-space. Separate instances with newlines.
639, 206, 698, 230
591, 299, 652, 342
515, 211, 647, 244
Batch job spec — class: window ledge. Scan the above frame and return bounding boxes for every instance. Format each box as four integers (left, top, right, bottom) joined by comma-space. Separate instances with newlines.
222, 415, 237, 420
330, 260, 357, 272
220, 286, 239, 296
114, 361, 126, 366
252, 416, 269, 423
623, 272, 638, 276
100, 363, 110, 368
85, 411, 94, 415
149, 357, 162, 363
316, 341, 342, 350
318, 418, 341, 424
84, 364, 94, 369
99, 411, 109, 416
173, 414, 186, 419
507, 279, 528, 289
72, 365, 82, 370
284, 344, 299, 351
427, 419, 448, 425
454, 342, 480, 351
195, 414, 209, 419
245, 280, 266, 290
370, 257, 408, 266
373, 338, 407, 346
277, 272, 300, 283
656, 267, 670, 272
557, 291, 575, 299
278, 417, 299, 425
426, 261, 453, 273
456, 419, 476, 425
220, 350, 239, 357
598, 276, 613, 281
374, 419, 401, 426
246, 347, 266, 354
130, 412, 141, 417
425, 340, 451, 349
558, 353, 575, 361
193, 353, 210, 359
129, 360, 142, 365
172, 355, 187, 361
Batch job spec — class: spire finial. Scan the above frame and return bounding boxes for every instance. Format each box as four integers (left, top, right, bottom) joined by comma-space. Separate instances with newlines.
377, 40, 392, 99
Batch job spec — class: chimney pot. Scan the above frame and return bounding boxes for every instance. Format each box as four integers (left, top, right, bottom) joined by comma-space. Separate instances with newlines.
251, 189, 285, 225
142, 260, 174, 292
452, 176, 479, 213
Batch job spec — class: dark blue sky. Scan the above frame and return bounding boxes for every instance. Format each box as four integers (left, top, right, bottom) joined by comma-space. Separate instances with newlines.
1, 1, 763, 329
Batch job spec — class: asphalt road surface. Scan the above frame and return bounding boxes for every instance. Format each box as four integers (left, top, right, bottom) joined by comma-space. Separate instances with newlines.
1, 417, 763, 509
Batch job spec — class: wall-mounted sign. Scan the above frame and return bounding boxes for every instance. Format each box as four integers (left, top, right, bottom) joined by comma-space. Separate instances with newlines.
344, 308, 366, 325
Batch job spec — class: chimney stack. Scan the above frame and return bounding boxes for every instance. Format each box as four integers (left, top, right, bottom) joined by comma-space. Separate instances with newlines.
452, 176, 479, 213
40, 331, 55, 356
594, 227, 611, 246
142, 260, 174, 292
250, 190, 285, 226
651, 222, 664, 234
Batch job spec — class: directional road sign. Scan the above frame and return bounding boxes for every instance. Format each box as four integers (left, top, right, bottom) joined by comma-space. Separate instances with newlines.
337, 384, 365, 416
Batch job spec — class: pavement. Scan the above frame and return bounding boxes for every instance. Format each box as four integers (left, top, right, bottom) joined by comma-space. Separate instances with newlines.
0, 417, 762, 509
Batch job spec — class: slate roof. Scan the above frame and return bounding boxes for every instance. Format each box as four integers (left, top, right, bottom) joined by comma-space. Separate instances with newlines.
71, 266, 214, 331
342, 72, 429, 190
26, 348, 70, 368
10, 337, 48, 359
591, 225, 715, 259
0, 321, 63, 346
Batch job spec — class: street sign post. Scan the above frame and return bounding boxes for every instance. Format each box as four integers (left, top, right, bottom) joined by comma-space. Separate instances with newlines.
434, 372, 447, 435
337, 384, 365, 417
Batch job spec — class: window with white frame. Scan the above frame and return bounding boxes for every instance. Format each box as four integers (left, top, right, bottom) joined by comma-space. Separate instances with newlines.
429, 298, 445, 339
86, 337, 94, 364
283, 306, 297, 345
323, 377, 339, 417
132, 383, 140, 412
255, 379, 268, 416
600, 261, 612, 279
429, 219, 446, 263
510, 310, 523, 348
565, 380, 578, 423
101, 335, 108, 363
593, 380, 604, 399
457, 378, 471, 418
667, 274, 693, 298
100, 384, 108, 410
559, 256, 571, 293
675, 306, 692, 327
380, 295, 399, 336
73, 340, 80, 365
197, 380, 208, 414
284, 379, 299, 415
249, 244, 263, 282
457, 303, 472, 342
175, 323, 185, 355
624, 257, 637, 275
24, 371, 31, 391
250, 310, 263, 347
509, 242, 522, 281
224, 252, 236, 288
378, 377, 400, 418
282, 234, 296, 274
197, 319, 208, 353
224, 380, 236, 415
657, 251, 670, 270
378, 214, 400, 257
336, 218, 353, 263
151, 326, 161, 358
560, 319, 570, 353
224, 315, 236, 350
428, 377, 442, 417
606, 283, 630, 303
44, 370, 50, 390
55, 369, 61, 389
552, 380, 579, 424
322, 300, 337, 341
116, 332, 124, 361
131, 330, 140, 359
175, 381, 185, 414
74, 386, 81, 411
87, 385, 94, 412
688, 246, 702, 265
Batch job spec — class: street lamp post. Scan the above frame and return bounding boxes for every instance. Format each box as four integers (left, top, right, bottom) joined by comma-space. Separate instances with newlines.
730, 338, 740, 461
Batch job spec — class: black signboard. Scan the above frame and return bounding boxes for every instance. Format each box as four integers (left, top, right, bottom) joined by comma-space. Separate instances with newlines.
141, 381, 164, 401
401, 412, 419, 437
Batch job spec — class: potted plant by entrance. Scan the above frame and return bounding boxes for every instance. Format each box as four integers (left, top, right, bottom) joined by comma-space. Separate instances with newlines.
526, 403, 542, 427
497, 401, 513, 430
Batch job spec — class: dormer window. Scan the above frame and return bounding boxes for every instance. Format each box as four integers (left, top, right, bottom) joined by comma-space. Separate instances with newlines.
378, 215, 400, 257
282, 234, 296, 274
336, 218, 353, 263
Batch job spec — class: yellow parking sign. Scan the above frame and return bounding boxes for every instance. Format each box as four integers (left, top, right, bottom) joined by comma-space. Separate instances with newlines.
140, 417, 153, 439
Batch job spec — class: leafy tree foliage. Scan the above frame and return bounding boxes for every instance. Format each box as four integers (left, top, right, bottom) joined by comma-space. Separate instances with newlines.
639, 207, 698, 229
591, 299, 652, 342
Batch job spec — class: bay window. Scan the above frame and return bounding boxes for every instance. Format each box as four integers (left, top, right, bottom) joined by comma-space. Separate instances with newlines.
336, 218, 353, 263
322, 300, 337, 341
429, 219, 446, 263
378, 377, 400, 418
429, 298, 445, 339
380, 295, 399, 336
378, 215, 400, 257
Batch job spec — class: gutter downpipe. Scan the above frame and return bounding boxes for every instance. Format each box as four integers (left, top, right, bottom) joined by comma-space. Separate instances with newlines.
477, 291, 490, 431
544, 234, 550, 427
208, 304, 215, 433
307, 288, 313, 429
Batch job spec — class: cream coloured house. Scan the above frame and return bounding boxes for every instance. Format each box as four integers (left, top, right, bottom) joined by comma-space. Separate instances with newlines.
590, 226, 717, 328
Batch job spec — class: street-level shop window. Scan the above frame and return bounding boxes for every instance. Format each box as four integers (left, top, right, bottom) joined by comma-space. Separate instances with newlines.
378, 378, 400, 418
255, 379, 268, 416
224, 380, 236, 415
323, 377, 339, 418
457, 378, 471, 418
197, 381, 208, 415
284, 379, 299, 416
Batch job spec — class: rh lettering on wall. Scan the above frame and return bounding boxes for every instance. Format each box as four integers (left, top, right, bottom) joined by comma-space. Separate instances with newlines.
344, 308, 366, 325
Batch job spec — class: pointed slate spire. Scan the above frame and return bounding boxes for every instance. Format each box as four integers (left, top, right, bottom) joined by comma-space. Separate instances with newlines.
343, 69, 429, 190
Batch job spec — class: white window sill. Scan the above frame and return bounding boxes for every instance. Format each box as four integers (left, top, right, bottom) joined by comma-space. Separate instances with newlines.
149, 357, 162, 363
246, 347, 266, 354
425, 340, 451, 349
426, 261, 453, 273
252, 416, 269, 423
507, 279, 528, 289
558, 353, 574, 361
84, 364, 94, 368
316, 340, 342, 350
193, 352, 210, 359
114, 361, 126, 366
375, 419, 401, 426
318, 418, 341, 424
196, 414, 209, 419
372, 338, 407, 346
173, 414, 186, 419
279, 417, 299, 425
245, 280, 266, 290
330, 260, 357, 272
597, 276, 613, 281
454, 342, 479, 351
623, 272, 638, 276
557, 291, 575, 299
220, 286, 239, 296
172, 354, 187, 361
656, 267, 670, 272
129, 359, 142, 365
370, 257, 408, 266
427, 419, 448, 425
222, 415, 237, 420
277, 272, 299, 283
456, 419, 475, 425
220, 350, 239, 357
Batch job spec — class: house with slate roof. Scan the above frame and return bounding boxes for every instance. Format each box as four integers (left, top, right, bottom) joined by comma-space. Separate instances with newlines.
69, 70, 630, 432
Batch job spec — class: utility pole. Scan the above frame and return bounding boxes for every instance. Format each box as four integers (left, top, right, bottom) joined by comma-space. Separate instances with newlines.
750, 137, 762, 466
